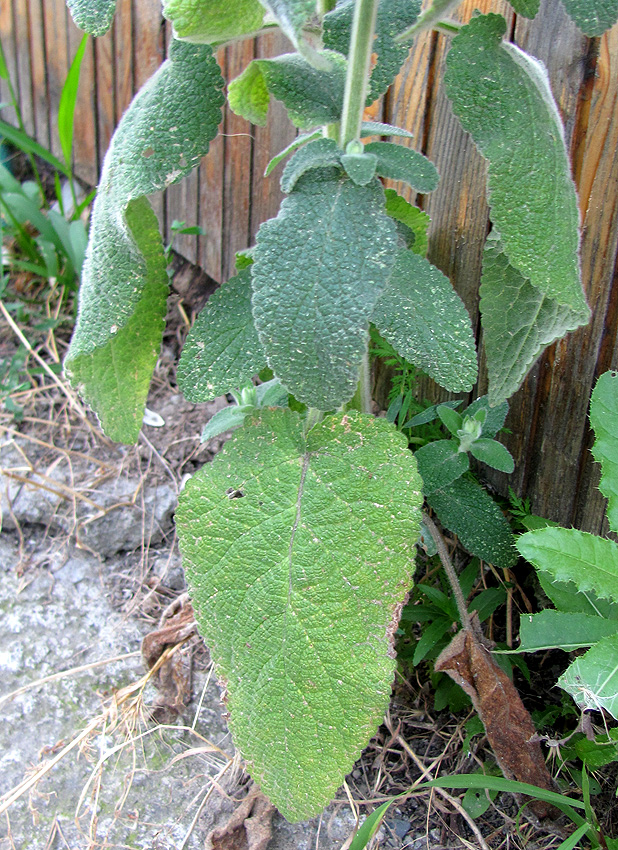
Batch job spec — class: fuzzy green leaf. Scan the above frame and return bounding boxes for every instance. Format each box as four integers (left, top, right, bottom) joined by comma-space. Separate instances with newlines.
559, 0, 618, 35
258, 0, 317, 48
437, 405, 464, 436
65, 198, 168, 443
65, 41, 224, 440
228, 52, 346, 129
177, 269, 267, 402
341, 153, 379, 186
280, 138, 341, 193
508, 0, 540, 17
517, 527, 618, 603
323, 0, 421, 102
361, 121, 415, 140
372, 250, 478, 393
427, 477, 517, 568
264, 131, 322, 177
177, 409, 422, 820
590, 371, 618, 534
464, 396, 508, 438
480, 235, 588, 407
558, 634, 618, 720
201, 404, 255, 443
384, 190, 429, 256
469, 438, 515, 473
414, 440, 469, 494
252, 169, 398, 410
445, 14, 588, 314
162, 0, 266, 43
66, 0, 116, 36
364, 142, 439, 193
518, 610, 618, 652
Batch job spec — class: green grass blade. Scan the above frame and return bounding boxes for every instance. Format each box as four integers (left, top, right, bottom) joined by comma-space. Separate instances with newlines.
349, 800, 393, 850
421, 775, 586, 810
556, 823, 592, 850
0, 120, 69, 176
58, 34, 89, 170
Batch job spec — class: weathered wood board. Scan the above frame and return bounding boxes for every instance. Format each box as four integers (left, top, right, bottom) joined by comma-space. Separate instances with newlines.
1, 0, 617, 533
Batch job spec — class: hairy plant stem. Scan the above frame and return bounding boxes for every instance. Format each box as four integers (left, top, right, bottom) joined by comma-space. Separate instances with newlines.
339, 0, 379, 149
317, 0, 336, 15
422, 511, 473, 633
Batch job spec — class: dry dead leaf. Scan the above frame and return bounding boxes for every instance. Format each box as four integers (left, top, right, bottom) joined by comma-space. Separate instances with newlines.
205, 785, 276, 850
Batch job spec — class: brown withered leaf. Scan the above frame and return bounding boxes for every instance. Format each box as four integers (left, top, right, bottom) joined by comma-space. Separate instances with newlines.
205, 785, 276, 850
435, 626, 558, 820
142, 593, 198, 721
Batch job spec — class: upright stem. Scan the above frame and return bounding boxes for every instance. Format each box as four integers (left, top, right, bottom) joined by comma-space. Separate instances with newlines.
339, 0, 379, 149
422, 512, 473, 633
317, 0, 336, 15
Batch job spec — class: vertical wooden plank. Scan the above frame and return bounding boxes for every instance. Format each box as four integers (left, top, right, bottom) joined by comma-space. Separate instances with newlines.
220, 40, 255, 283
94, 18, 116, 172
0, 0, 18, 126
198, 48, 226, 283
114, 0, 133, 118
42, 0, 69, 159
13, 0, 35, 137
67, 18, 98, 185
249, 31, 296, 245
27, 0, 51, 150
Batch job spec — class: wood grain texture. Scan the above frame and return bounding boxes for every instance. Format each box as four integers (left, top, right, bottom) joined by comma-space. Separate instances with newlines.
0, 0, 18, 126
13, 0, 35, 137
42, 0, 69, 159
27, 0, 50, 148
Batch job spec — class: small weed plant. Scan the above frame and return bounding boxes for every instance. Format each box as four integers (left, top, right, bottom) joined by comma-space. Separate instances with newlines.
55, 0, 618, 823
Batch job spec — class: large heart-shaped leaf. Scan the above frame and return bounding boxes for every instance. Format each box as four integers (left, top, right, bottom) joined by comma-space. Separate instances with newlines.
445, 14, 588, 315
177, 409, 422, 820
590, 371, 618, 534
65, 41, 224, 442
252, 169, 398, 410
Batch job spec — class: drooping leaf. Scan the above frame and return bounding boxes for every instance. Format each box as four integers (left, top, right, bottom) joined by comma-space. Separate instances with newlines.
201, 403, 255, 443
177, 409, 423, 820
469, 438, 515, 473
427, 477, 517, 568
65, 198, 168, 443
518, 610, 618, 652
537, 573, 618, 620
65, 41, 225, 441
384, 189, 429, 256
66, 0, 116, 36
264, 130, 322, 177
162, 0, 266, 43
228, 52, 346, 128
590, 370, 618, 534
480, 235, 588, 407
414, 440, 469, 493
280, 138, 341, 193
372, 250, 478, 393
257, 0, 317, 49
323, 0, 422, 102
445, 14, 588, 314
177, 269, 267, 402
364, 142, 439, 193
517, 527, 618, 603
252, 169, 398, 410
558, 634, 618, 720
559, 0, 618, 36
508, 0, 540, 17
361, 121, 415, 140
465, 395, 509, 438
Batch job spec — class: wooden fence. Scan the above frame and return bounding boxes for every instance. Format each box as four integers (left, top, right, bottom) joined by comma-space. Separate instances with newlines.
2, 0, 617, 535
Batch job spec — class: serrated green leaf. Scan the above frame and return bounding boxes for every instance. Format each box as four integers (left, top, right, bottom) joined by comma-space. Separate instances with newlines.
518, 610, 618, 652
517, 527, 618, 603
384, 190, 429, 256
445, 14, 588, 314
559, 0, 618, 35
252, 169, 398, 410
364, 142, 439, 193
177, 269, 267, 402
65, 41, 224, 439
341, 152, 378, 186
162, 0, 266, 43
480, 235, 588, 407
258, 0, 317, 49
323, 0, 421, 102
228, 51, 346, 129
508, 0, 540, 17
537, 572, 618, 620
66, 0, 116, 36
558, 634, 618, 720
361, 121, 415, 139
372, 251, 477, 393
201, 404, 254, 443
574, 731, 618, 768
469, 438, 514, 473
280, 138, 341, 193
65, 198, 168, 443
177, 409, 422, 820
427, 477, 517, 568
590, 371, 618, 534
414, 440, 469, 493
264, 131, 322, 177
